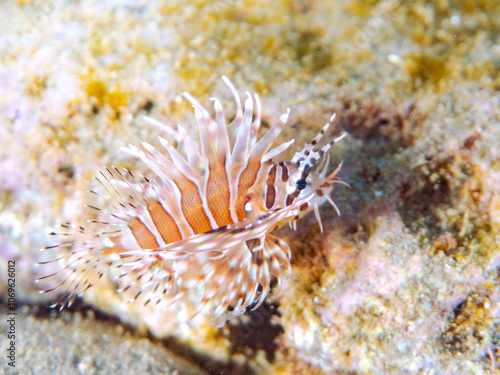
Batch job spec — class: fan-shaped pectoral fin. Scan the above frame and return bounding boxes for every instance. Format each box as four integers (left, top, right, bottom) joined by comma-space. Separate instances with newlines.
116, 207, 298, 324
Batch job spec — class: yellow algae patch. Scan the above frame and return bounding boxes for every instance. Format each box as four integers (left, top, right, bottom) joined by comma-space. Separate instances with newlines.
86, 80, 128, 112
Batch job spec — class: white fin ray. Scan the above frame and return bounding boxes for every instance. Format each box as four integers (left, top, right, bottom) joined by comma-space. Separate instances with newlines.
327, 160, 345, 180
210, 97, 231, 165
320, 155, 331, 178
143, 112, 206, 174
176, 124, 205, 171
127, 144, 178, 181
325, 193, 341, 217
231, 93, 254, 165
222, 75, 243, 135
193, 105, 220, 169
263, 139, 295, 162
250, 93, 262, 149
251, 109, 290, 161
158, 136, 201, 183
182, 91, 205, 113
143, 116, 182, 143
130, 143, 197, 188
313, 203, 324, 233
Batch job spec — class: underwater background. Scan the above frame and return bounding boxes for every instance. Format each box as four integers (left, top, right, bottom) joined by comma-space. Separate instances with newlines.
1, 0, 500, 374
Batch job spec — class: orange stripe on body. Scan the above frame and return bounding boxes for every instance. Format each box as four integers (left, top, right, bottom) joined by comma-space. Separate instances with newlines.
128, 217, 159, 249
147, 199, 182, 244
179, 179, 213, 235
105, 236, 127, 256
206, 167, 233, 227
236, 160, 272, 221
265, 165, 277, 209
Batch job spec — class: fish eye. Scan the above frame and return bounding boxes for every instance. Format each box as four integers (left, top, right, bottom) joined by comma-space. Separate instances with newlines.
244, 201, 253, 212
296, 178, 307, 191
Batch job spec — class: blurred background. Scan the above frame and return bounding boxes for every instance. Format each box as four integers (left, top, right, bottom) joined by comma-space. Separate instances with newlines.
1, 1, 499, 374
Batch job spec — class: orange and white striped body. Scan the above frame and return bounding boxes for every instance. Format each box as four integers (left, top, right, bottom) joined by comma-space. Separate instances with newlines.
37, 77, 346, 326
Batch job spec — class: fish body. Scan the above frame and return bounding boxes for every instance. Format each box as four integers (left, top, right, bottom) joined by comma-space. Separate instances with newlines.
37, 77, 346, 326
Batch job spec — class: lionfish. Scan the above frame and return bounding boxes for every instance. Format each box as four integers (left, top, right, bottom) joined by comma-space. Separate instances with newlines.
37, 77, 347, 326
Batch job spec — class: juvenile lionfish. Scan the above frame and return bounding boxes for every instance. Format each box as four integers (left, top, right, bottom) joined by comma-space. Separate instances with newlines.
37, 77, 346, 326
